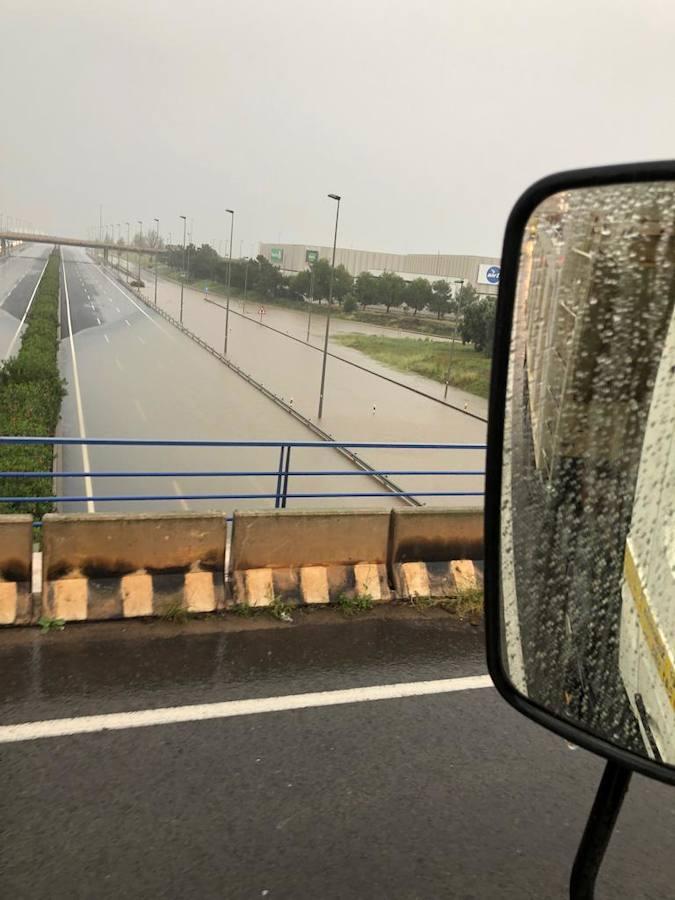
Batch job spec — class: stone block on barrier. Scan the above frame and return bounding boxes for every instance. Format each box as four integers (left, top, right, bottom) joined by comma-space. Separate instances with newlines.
42, 512, 226, 622
229, 509, 391, 607
389, 508, 484, 599
0, 515, 34, 625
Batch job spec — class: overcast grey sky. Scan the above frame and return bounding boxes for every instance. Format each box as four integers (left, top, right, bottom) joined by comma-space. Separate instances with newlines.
1, 0, 673, 257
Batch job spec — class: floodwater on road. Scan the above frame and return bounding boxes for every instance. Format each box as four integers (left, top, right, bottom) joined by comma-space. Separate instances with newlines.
126, 265, 487, 508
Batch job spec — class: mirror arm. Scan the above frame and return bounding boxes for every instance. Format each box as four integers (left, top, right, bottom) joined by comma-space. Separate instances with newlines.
569, 760, 632, 900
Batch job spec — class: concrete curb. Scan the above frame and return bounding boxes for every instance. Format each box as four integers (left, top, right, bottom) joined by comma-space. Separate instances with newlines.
0, 516, 34, 625
229, 509, 392, 607
2, 495, 485, 630
41, 512, 226, 623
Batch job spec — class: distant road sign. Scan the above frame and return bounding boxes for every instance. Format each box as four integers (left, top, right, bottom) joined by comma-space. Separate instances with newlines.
271, 247, 283, 263
306, 249, 319, 264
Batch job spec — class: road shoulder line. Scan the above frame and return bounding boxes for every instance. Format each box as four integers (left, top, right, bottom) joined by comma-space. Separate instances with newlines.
0, 674, 493, 743
61, 255, 95, 513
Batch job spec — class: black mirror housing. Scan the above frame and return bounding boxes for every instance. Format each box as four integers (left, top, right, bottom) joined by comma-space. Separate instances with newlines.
485, 160, 675, 786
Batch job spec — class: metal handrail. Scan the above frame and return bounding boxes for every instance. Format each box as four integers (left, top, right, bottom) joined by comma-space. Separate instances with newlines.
0, 437, 486, 449
1, 436, 486, 512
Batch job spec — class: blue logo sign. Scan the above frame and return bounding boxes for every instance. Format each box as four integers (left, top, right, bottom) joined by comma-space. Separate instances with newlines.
486, 266, 500, 284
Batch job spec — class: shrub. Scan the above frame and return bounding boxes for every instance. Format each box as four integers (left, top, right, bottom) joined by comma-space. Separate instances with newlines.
0, 251, 65, 517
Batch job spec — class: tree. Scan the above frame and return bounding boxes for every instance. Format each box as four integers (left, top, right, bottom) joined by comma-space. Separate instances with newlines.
311, 259, 333, 302
291, 269, 312, 297
256, 254, 284, 297
342, 293, 357, 313
460, 296, 496, 353
190, 244, 219, 280
333, 264, 353, 304
378, 271, 406, 312
455, 283, 479, 315
405, 277, 433, 315
430, 280, 451, 319
354, 271, 379, 309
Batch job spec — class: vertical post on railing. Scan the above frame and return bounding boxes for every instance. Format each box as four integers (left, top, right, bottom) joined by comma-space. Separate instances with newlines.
281, 445, 292, 509
274, 444, 286, 509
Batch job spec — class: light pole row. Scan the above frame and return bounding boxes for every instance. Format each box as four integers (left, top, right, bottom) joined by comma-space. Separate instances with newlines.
105, 197, 341, 423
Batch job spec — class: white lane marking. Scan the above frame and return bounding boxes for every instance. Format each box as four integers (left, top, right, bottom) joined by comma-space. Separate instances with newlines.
104, 334, 110, 344
115, 356, 124, 371
61, 258, 96, 514
96, 265, 169, 334
115, 306, 121, 313
96, 316, 101, 325
172, 479, 189, 510
134, 399, 147, 422
137, 335, 146, 345
4, 256, 50, 359
124, 318, 131, 327
0, 675, 493, 744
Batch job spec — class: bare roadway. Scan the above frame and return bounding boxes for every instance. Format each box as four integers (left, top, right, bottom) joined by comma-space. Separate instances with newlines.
0, 611, 672, 899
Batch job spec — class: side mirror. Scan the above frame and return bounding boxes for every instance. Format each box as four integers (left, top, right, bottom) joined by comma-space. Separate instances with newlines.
485, 163, 675, 894
487, 162, 675, 780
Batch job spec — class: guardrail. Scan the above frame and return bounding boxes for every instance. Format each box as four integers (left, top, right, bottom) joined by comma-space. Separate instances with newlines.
0, 437, 486, 517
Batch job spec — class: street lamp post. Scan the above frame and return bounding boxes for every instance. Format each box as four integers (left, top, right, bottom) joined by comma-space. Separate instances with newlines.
179, 216, 187, 323
444, 280, 464, 400
153, 217, 159, 305
306, 264, 316, 343
136, 221, 143, 283
317, 194, 341, 419
243, 257, 249, 315
224, 209, 234, 355
125, 223, 130, 281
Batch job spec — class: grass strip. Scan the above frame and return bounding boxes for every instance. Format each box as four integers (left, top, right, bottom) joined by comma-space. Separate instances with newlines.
334, 333, 491, 399
0, 250, 65, 517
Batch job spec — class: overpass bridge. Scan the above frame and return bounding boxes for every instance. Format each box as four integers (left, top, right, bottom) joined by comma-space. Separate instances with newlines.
0, 231, 166, 256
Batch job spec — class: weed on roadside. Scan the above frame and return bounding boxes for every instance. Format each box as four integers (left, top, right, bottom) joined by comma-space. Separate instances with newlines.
409, 594, 434, 611
159, 599, 192, 624
268, 596, 294, 622
337, 592, 373, 616
441, 588, 484, 620
38, 616, 66, 633
231, 601, 256, 618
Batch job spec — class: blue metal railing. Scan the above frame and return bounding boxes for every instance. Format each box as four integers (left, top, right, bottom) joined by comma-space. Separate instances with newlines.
0, 436, 486, 513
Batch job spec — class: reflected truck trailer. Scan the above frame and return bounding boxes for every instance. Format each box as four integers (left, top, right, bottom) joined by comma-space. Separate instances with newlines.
620, 303, 675, 764
510, 184, 675, 731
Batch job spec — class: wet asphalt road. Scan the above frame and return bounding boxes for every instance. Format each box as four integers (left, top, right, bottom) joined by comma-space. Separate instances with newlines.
0, 243, 52, 359
57, 248, 394, 515
1, 611, 673, 899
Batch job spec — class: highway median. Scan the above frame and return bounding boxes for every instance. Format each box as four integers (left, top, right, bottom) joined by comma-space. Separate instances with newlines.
0, 250, 65, 518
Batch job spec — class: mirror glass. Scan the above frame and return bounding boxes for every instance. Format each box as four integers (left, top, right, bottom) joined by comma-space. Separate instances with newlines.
501, 180, 675, 765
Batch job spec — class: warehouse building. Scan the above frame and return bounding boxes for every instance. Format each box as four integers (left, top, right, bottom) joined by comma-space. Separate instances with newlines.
258, 242, 501, 297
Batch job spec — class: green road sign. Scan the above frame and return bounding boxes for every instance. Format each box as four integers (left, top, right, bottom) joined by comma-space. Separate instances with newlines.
305, 249, 319, 264
271, 247, 283, 262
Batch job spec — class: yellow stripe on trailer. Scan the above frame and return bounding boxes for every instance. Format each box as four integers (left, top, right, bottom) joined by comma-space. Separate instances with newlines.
624, 544, 675, 712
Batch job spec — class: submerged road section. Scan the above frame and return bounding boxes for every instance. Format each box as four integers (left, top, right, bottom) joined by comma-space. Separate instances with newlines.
57, 248, 395, 515
111, 262, 487, 505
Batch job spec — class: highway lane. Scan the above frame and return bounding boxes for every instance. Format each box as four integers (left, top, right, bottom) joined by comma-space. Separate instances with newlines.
57, 248, 396, 515
0, 242, 52, 359
1, 612, 673, 898
117, 263, 487, 506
